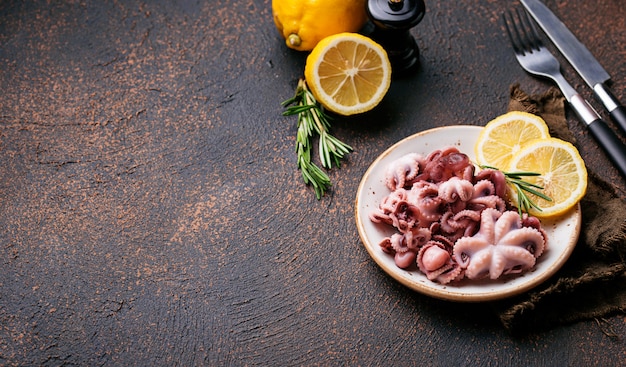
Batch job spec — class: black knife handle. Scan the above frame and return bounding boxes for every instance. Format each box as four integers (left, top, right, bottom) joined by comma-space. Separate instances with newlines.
587, 119, 626, 178
570, 94, 626, 178
609, 105, 626, 136
593, 83, 626, 135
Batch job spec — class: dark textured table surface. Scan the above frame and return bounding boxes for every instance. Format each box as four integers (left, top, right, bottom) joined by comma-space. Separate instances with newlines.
1, 0, 626, 365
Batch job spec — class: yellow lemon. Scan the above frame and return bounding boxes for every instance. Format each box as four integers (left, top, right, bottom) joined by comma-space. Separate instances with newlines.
508, 137, 587, 218
304, 33, 391, 116
272, 0, 368, 51
475, 111, 551, 169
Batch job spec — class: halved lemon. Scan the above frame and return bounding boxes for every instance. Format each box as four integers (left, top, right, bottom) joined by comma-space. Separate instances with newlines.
508, 137, 587, 218
304, 32, 391, 116
475, 111, 551, 169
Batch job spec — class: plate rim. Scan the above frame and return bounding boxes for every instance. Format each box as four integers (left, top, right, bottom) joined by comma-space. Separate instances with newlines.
354, 125, 581, 302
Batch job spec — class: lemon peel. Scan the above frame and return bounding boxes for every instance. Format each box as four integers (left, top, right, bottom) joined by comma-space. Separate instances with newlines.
272, 0, 367, 51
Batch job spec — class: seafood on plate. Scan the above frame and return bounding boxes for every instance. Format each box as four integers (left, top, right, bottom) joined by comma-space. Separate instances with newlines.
369, 147, 548, 285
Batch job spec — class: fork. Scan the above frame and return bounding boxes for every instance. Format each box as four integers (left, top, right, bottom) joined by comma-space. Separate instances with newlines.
504, 9, 626, 178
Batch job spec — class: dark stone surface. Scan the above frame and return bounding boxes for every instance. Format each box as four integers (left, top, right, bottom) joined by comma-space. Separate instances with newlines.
1, 0, 624, 365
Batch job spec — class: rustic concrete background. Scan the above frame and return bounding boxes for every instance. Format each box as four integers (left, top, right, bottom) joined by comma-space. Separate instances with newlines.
1, 0, 625, 365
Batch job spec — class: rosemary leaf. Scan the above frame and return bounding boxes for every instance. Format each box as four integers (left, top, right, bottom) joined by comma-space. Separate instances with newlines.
480, 164, 552, 216
508, 178, 552, 201
282, 78, 352, 199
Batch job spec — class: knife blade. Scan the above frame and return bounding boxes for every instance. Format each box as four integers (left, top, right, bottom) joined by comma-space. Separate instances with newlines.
520, 0, 626, 135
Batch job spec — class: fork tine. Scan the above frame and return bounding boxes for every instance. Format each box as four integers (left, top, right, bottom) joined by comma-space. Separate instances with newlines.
503, 11, 516, 50
514, 9, 532, 52
517, 8, 543, 52
503, 10, 524, 54
503, 8, 543, 55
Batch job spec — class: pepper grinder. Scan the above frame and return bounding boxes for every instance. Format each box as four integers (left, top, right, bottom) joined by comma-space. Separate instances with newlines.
366, 0, 425, 76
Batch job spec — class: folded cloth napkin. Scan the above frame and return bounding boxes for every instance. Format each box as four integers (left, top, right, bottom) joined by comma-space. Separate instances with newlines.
493, 84, 626, 334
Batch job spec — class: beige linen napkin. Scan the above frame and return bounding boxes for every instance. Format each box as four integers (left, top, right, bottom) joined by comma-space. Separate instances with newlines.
494, 84, 626, 334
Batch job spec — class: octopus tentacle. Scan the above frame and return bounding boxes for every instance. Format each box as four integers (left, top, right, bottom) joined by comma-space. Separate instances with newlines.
451, 209, 482, 237
472, 179, 496, 198
390, 202, 420, 234
493, 211, 523, 241
439, 211, 456, 233
405, 227, 432, 249
384, 153, 423, 190
388, 234, 419, 269
489, 246, 536, 278
390, 233, 410, 253
369, 188, 409, 225
469, 195, 507, 212
474, 168, 507, 198
463, 246, 494, 279
453, 236, 488, 268
409, 182, 443, 224
438, 177, 474, 203
452, 209, 482, 226
432, 234, 455, 250
475, 208, 502, 242
417, 241, 463, 284
498, 227, 546, 258
378, 237, 394, 254
522, 214, 549, 249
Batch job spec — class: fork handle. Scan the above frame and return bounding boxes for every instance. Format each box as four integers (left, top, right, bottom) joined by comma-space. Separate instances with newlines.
571, 95, 626, 178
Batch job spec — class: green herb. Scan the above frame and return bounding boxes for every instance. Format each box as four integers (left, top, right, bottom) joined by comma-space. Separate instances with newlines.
282, 78, 352, 199
480, 165, 553, 216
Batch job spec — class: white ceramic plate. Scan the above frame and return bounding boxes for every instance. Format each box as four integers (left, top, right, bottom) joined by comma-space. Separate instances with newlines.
355, 125, 581, 302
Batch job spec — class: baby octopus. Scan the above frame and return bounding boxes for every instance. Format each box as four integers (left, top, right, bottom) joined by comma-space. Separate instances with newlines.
453, 209, 547, 279
369, 146, 548, 285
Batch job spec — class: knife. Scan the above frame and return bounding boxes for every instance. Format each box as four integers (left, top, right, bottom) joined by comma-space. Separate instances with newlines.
521, 0, 626, 135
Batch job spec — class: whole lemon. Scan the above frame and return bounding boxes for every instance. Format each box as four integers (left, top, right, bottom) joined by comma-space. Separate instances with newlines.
272, 0, 368, 51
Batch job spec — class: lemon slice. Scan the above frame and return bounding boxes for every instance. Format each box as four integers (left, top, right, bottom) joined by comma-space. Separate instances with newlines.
475, 111, 551, 169
304, 32, 391, 116
508, 137, 587, 218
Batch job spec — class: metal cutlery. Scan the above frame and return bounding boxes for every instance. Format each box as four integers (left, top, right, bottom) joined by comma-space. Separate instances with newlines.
503, 9, 626, 177
520, 0, 626, 136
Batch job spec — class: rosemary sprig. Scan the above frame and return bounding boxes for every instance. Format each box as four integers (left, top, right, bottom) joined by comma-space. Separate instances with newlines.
282, 78, 352, 199
480, 165, 553, 216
